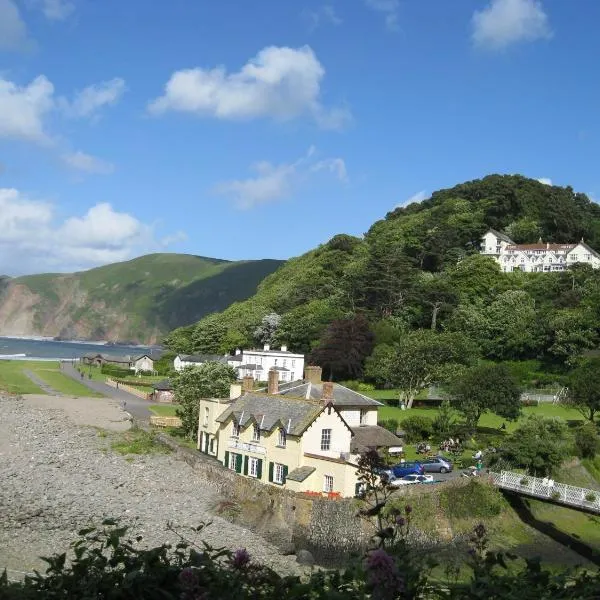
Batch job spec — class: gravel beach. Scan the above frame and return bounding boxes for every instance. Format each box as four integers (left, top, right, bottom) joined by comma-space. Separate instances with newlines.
0, 394, 299, 578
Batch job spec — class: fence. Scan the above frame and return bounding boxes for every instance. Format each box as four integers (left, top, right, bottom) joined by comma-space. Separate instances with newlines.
150, 415, 182, 428
520, 387, 567, 405
489, 470, 600, 513
105, 378, 151, 400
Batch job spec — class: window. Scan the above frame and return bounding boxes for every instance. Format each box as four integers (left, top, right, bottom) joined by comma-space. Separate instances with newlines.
232, 421, 240, 437
283, 359, 287, 367
321, 428, 331, 451
278, 427, 286, 447
249, 457, 259, 477
360, 410, 368, 425
210, 438, 215, 453
323, 475, 334, 493
228, 453, 237, 471
274, 358, 278, 365
252, 423, 261, 442
203, 407, 209, 427
292, 359, 296, 368
274, 463, 285, 484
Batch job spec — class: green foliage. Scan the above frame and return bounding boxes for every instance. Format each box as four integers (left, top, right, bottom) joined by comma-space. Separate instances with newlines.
440, 479, 505, 519
154, 351, 177, 375
432, 400, 458, 439
100, 363, 131, 378
111, 428, 170, 455
173, 362, 237, 439
449, 363, 522, 429
399, 415, 433, 442
378, 418, 399, 434
575, 423, 599, 459
567, 357, 600, 422
493, 416, 569, 476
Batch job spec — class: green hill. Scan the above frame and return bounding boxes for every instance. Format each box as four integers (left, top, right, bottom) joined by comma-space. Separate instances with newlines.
165, 174, 600, 376
0, 254, 282, 344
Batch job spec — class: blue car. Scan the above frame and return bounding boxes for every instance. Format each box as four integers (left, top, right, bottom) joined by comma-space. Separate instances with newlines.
390, 462, 425, 478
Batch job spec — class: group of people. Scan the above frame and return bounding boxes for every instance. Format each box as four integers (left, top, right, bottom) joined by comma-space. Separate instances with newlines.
439, 438, 461, 452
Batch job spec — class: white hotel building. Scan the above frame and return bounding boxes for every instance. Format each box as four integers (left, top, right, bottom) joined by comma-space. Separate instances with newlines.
480, 229, 600, 273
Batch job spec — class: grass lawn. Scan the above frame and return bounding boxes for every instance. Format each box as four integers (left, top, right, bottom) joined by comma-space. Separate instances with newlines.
149, 404, 180, 417
0, 360, 104, 397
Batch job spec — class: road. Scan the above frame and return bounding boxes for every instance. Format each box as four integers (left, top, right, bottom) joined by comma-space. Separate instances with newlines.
60, 362, 153, 422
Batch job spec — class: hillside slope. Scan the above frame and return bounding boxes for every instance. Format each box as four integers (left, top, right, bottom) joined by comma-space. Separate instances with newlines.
0, 254, 282, 344
165, 174, 600, 372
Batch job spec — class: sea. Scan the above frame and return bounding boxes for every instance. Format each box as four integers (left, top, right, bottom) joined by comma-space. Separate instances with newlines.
0, 336, 160, 361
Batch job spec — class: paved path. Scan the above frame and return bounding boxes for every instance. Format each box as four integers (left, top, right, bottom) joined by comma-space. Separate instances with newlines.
23, 370, 60, 396
60, 363, 153, 422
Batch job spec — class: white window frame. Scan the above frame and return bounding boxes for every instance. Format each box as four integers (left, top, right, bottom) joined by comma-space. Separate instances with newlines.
252, 423, 261, 442
203, 407, 209, 427
232, 421, 240, 437
249, 457, 259, 478
278, 428, 286, 448
321, 428, 331, 451
323, 475, 334, 493
228, 452, 237, 470
274, 463, 285, 484
360, 409, 368, 425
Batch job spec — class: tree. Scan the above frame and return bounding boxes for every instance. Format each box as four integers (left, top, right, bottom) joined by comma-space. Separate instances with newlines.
364, 330, 475, 408
449, 364, 522, 429
575, 423, 599, 459
253, 312, 281, 346
308, 315, 375, 380
567, 358, 600, 422
173, 362, 237, 439
432, 400, 458, 440
494, 416, 568, 476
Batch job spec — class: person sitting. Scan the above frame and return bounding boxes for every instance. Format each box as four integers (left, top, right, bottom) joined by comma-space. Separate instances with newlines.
473, 450, 483, 460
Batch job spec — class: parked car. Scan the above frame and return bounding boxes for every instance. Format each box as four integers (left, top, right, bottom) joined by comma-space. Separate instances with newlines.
390, 474, 434, 487
390, 462, 425, 478
421, 456, 453, 474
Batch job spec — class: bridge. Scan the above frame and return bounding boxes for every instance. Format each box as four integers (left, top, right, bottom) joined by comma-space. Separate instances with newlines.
489, 470, 600, 514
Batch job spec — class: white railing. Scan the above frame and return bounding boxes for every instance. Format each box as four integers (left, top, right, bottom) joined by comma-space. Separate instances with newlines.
228, 438, 266, 455
489, 470, 600, 513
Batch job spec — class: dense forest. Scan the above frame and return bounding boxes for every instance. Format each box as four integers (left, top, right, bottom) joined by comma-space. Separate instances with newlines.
165, 175, 600, 386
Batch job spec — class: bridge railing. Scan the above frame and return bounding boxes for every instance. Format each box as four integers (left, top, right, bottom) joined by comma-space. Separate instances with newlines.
489, 470, 600, 513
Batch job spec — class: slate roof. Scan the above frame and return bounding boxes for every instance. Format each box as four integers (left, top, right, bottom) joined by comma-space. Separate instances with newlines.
215, 392, 323, 436
178, 354, 227, 364
506, 243, 576, 252
228, 355, 243, 362
487, 228, 515, 245
243, 348, 303, 356
350, 426, 404, 454
236, 363, 264, 371
153, 378, 173, 391
278, 382, 382, 407
286, 466, 316, 482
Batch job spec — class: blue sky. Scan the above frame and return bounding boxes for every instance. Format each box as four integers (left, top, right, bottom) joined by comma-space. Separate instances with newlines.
1, 0, 599, 274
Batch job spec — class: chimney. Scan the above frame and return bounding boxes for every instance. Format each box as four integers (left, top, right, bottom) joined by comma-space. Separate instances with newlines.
268, 369, 279, 395
305, 365, 322, 384
264, 343, 270, 351
546, 242, 550, 250
235, 348, 241, 356
242, 375, 254, 392
322, 381, 334, 402
230, 383, 242, 400
281, 344, 288, 352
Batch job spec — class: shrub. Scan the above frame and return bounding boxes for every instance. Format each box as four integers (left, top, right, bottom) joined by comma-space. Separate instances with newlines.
585, 492, 597, 503
440, 480, 504, 519
100, 363, 131, 378
520, 478, 529, 486
400, 415, 433, 442
575, 423, 599, 459
432, 400, 458, 440
378, 418, 399, 434
341, 380, 375, 392
551, 491, 561, 500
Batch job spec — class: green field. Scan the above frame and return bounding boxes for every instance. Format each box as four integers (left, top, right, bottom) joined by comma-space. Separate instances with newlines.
0, 360, 104, 397
149, 404, 180, 417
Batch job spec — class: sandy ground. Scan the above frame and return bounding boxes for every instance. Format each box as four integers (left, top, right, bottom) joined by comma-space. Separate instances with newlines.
21, 394, 132, 431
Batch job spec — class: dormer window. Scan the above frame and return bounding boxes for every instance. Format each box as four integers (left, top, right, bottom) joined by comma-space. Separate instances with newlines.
232, 421, 240, 438
252, 423, 261, 442
278, 427, 286, 448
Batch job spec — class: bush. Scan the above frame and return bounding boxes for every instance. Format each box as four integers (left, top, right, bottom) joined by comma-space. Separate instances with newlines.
378, 418, 399, 434
575, 423, 599, 459
551, 490, 561, 500
432, 400, 458, 440
100, 363, 131, 378
585, 492, 597, 503
400, 415, 433, 443
440, 480, 504, 519
341, 380, 375, 392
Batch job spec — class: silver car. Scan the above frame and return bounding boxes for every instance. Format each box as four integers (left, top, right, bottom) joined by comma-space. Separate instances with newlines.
422, 456, 453, 473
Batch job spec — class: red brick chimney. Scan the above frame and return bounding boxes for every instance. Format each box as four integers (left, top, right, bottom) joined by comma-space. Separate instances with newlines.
305, 365, 322, 384
242, 375, 254, 393
268, 369, 279, 395
322, 381, 334, 402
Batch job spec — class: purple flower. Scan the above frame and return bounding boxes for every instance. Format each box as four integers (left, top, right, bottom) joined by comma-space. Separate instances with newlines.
365, 549, 404, 599
231, 548, 251, 569
395, 516, 406, 527
178, 567, 199, 588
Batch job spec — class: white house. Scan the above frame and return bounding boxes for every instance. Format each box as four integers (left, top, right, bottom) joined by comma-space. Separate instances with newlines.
480, 229, 600, 273
173, 354, 229, 372
236, 344, 304, 383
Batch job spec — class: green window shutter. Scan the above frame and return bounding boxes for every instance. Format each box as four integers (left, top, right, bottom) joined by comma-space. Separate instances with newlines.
224, 451, 230, 468
268, 462, 274, 482
243, 456, 249, 476
282, 465, 289, 484
235, 454, 243, 474
256, 459, 263, 480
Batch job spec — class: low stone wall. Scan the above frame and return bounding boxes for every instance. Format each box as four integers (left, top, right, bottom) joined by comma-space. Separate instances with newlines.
150, 415, 182, 428
105, 378, 151, 400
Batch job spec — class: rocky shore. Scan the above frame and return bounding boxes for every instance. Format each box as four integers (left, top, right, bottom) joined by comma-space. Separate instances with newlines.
0, 395, 299, 577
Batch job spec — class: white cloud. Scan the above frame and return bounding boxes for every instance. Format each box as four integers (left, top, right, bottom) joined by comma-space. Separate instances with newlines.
149, 45, 350, 130
0, 189, 183, 274
0, 0, 30, 51
304, 5, 342, 30
472, 0, 552, 50
537, 178, 552, 185
364, 0, 399, 31
60, 78, 126, 119
0, 75, 55, 143
62, 151, 115, 174
41, 0, 74, 20
396, 190, 427, 208
214, 148, 347, 210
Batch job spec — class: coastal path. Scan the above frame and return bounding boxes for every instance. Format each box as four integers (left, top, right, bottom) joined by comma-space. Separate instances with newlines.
60, 362, 153, 422
23, 370, 60, 396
